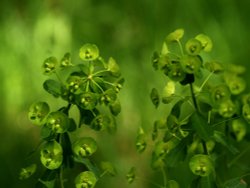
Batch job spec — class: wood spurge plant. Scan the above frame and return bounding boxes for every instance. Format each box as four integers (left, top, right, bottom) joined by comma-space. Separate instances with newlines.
20, 43, 124, 187
128, 29, 250, 187
20, 29, 250, 188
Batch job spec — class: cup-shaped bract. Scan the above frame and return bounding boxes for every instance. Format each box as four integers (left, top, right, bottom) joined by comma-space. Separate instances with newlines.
90, 114, 111, 131
107, 57, 120, 76
185, 38, 202, 56
232, 119, 246, 141
166, 28, 184, 42
66, 75, 84, 94
100, 89, 117, 105
42, 56, 58, 75
225, 76, 246, 95
75, 171, 97, 188
46, 111, 69, 133
195, 34, 213, 52
211, 84, 231, 105
76, 92, 98, 110
218, 99, 236, 118
167, 62, 186, 82
79, 44, 99, 61
60, 52, 72, 67
242, 104, 250, 124
180, 55, 202, 74
73, 137, 97, 158
189, 154, 214, 177
19, 164, 37, 180
28, 101, 50, 126
40, 140, 63, 170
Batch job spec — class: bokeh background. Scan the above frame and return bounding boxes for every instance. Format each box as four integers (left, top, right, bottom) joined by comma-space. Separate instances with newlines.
1, 0, 250, 187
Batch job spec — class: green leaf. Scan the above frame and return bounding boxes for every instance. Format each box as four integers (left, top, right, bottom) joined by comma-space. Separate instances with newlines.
43, 79, 62, 98
75, 171, 97, 188
38, 179, 55, 188
213, 131, 239, 154
74, 157, 101, 177
150, 88, 160, 108
68, 118, 77, 132
224, 177, 247, 188
191, 112, 213, 141
100, 161, 117, 176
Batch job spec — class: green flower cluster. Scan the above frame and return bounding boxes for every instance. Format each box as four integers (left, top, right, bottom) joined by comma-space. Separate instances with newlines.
139, 29, 250, 187
21, 44, 122, 187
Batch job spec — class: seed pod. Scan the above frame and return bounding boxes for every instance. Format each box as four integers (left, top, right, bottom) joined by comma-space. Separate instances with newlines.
46, 111, 69, 133
75, 171, 97, 188
189, 154, 213, 177
40, 140, 63, 170
73, 137, 97, 158
79, 43, 99, 61
28, 102, 50, 126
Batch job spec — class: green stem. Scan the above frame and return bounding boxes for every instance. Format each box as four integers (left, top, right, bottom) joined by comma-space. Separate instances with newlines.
91, 79, 104, 93
92, 69, 109, 76
59, 165, 64, 188
161, 167, 167, 188
177, 40, 184, 56
59, 135, 65, 188
189, 83, 198, 111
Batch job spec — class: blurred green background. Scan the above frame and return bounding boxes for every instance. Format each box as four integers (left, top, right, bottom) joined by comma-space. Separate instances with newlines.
1, 0, 250, 187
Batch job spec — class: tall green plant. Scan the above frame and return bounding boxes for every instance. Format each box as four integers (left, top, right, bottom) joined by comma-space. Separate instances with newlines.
19, 44, 124, 187
128, 29, 250, 188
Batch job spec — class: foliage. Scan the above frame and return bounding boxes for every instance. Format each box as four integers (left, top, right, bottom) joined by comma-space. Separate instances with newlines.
20, 44, 124, 187
127, 29, 250, 187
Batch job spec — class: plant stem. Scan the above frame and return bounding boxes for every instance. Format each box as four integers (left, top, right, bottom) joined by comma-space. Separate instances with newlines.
228, 144, 250, 167
60, 165, 64, 188
161, 167, 167, 188
189, 83, 198, 111
189, 83, 209, 155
